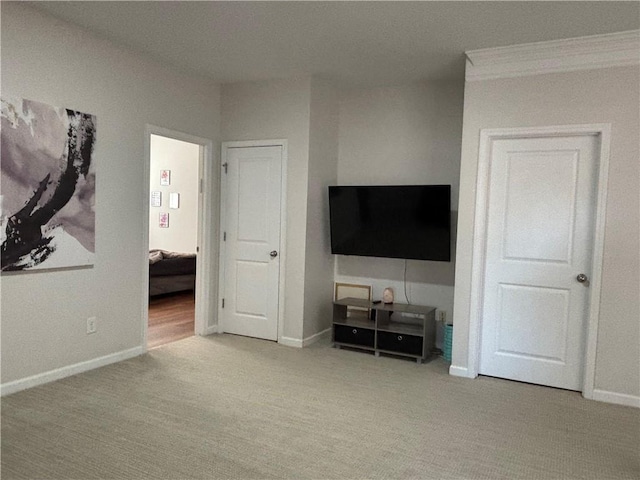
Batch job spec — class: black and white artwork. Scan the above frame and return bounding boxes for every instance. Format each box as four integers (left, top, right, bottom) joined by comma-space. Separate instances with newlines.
1, 97, 96, 271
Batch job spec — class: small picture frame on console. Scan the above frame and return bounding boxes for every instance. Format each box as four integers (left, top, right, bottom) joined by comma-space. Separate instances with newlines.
334, 282, 371, 319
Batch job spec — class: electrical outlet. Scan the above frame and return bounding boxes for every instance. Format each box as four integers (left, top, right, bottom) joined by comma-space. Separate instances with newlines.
86, 317, 97, 334
436, 310, 446, 322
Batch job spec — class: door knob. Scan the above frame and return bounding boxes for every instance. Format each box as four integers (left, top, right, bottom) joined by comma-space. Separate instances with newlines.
270, 250, 278, 258
576, 273, 588, 283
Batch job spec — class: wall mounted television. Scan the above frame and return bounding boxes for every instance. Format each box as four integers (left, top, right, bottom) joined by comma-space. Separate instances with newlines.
328, 185, 451, 262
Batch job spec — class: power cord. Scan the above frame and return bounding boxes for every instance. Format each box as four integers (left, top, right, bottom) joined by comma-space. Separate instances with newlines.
404, 259, 410, 305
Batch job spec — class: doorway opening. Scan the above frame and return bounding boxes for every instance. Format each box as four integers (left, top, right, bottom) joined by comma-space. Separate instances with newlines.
143, 126, 215, 350
148, 135, 200, 348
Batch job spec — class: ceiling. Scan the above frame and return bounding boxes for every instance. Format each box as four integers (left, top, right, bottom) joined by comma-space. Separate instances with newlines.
27, 1, 640, 88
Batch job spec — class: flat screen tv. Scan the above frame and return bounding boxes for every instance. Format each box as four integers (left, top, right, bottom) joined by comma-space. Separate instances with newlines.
328, 185, 451, 262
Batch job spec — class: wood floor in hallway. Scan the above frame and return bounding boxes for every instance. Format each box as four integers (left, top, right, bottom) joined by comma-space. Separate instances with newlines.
148, 291, 195, 349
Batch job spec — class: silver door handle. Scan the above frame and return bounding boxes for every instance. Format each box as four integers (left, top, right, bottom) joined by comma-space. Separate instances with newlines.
576, 273, 588, 283
270, 250, 278, 258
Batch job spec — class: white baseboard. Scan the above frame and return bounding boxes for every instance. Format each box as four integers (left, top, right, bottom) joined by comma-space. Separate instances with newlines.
1, 346, 145, 397
449, 365, 476, 378
203, 324, 220, 335
279, 336, 303, 348
302, 328, 331, 347
591, 389, 640, 408
280, 328, 331, 348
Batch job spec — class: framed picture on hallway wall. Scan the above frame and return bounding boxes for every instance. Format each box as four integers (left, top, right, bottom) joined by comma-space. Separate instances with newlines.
169, 192, 180, 209
160, 169, 171, 186
151, 191, 162, 207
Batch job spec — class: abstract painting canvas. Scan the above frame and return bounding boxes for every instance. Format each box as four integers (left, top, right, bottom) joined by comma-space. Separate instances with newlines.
1, 97, 96, 271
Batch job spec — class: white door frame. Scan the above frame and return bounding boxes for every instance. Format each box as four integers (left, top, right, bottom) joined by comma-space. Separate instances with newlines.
218, 140, 288, 343
466, 124, 611, 400
142, 125, 216, 350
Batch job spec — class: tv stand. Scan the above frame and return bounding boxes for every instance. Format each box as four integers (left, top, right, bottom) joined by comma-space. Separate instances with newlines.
332, 298, 436, 363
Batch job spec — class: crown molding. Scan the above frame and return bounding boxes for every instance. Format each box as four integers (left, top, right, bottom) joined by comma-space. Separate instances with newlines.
465, 30, 640, 82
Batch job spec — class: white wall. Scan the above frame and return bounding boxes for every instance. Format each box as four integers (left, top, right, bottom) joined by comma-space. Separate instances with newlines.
0, 3, 220, 384
149, 135, 200, 254
303, 78, 339, 339
220, 79, 465, 344
335, 81, 464, 343
453, 66, 640, 399
221, 77, 312, 341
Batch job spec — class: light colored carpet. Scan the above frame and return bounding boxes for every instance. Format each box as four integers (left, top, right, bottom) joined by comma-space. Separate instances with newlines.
2, 334, 638, 479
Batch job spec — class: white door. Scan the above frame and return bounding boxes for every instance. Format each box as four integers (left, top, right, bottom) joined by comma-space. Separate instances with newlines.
479, 135, 598, 391
220, 145, 282, 341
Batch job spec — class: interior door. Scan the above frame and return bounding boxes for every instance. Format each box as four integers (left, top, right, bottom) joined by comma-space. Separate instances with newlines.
479, 135, 598, 391
220, 145, 282, 341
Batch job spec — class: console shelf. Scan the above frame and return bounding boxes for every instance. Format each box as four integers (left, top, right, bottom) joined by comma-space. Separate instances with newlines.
332, 297, 436, 363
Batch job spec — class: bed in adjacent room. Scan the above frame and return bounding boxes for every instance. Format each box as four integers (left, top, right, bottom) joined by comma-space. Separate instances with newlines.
148, 249, 196, 296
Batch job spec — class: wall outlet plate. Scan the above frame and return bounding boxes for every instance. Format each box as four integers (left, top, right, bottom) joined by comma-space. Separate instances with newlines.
436, 310, 446, 322
87, 317, 97, 334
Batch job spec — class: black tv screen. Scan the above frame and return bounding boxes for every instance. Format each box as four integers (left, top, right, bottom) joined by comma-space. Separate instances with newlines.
328, 185, 451, 262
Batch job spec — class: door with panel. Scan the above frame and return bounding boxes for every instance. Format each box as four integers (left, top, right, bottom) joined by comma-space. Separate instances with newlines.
220, 145, 282, 341
479, 135, 598, 391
